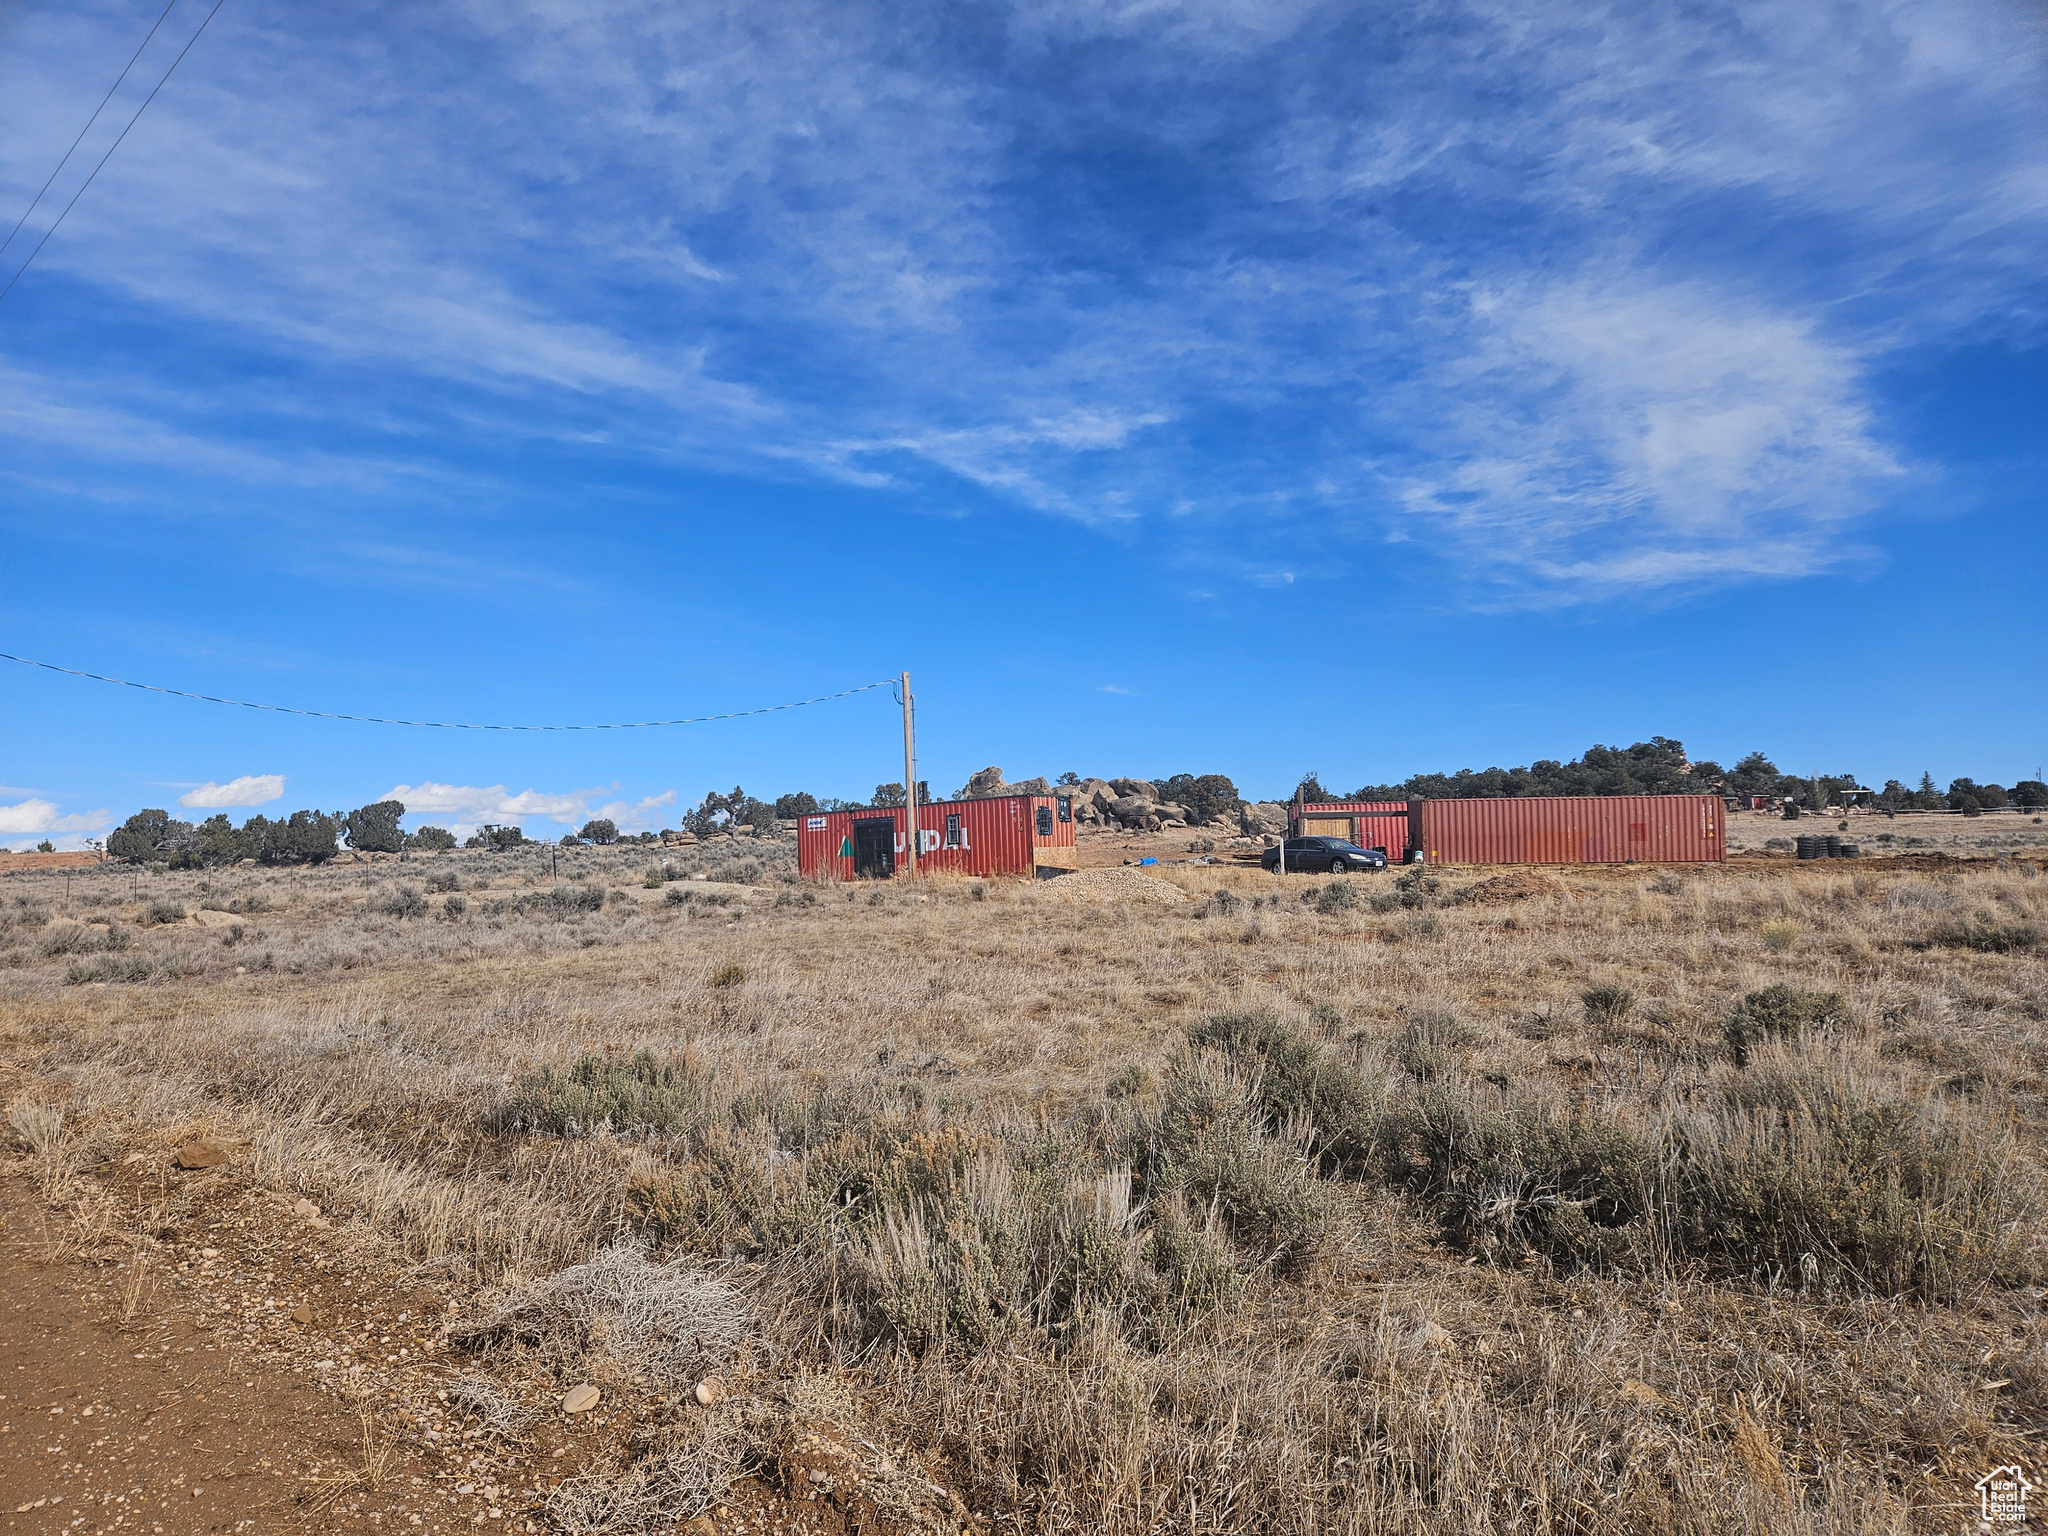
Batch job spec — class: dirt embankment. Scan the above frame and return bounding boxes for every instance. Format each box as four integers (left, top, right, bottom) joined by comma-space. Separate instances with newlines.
0, 853, 105, 875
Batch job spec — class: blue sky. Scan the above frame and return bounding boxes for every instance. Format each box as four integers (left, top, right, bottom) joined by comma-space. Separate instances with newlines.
2, 0, 2044, 847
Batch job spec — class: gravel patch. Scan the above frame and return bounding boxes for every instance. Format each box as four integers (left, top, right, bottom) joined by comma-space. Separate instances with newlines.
1030, 868, 1190, 905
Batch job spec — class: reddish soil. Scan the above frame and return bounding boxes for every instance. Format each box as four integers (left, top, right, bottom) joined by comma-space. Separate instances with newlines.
0, 855, 105, 875
0, 1176, 445, 1535
1, 1158, 935, 1536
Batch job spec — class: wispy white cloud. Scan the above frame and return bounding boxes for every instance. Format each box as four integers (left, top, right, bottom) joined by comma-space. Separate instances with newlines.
1382, 274, 1906, 592
594, 790, 678, 832
178, 774, 286, 809
0, 0, 2038, 601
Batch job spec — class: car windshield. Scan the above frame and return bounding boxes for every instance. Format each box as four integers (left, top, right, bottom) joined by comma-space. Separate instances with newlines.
1328, 841, 1366, 853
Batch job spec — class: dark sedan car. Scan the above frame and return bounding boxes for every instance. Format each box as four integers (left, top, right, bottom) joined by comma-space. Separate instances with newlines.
1261, 837, 1389, 874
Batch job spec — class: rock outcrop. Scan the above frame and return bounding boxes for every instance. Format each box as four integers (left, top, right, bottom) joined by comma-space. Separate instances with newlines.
958, 767, 1055, 799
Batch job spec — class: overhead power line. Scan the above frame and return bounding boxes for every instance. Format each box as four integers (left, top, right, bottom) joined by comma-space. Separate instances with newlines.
0, 651, 896, 731
0, 0, 230, 306
0, 0, 183, 265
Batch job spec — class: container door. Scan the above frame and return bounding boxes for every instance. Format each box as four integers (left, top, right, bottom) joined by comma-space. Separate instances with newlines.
852, 819, 896, 879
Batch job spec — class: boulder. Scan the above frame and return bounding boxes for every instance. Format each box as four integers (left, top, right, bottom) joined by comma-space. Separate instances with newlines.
960, 767, 1008, 799
1242, 802, 1289, 836
1110, 778, 1159, 801
1107, 794, 1154, 827
961, 767, 1054, 799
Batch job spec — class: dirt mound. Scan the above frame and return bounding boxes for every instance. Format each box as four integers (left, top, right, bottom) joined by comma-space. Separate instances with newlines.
1032, 867, 1190, 905
1451, 870, 1563, 905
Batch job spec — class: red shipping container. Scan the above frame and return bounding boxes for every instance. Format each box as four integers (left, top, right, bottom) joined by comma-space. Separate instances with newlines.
1291, 802, 1415, 861
797, 793, 1080, 881
1418, 795, 1724, 866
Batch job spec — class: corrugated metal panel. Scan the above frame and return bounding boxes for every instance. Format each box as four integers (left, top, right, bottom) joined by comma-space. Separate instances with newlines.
1418, 795, 1725, 865
1291, 802, 1414, 860
797, 794, 1074, 880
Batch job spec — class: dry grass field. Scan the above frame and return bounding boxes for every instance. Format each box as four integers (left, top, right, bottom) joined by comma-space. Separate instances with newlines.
2, 835, 2044, 1534
1721, 807, 2048, 858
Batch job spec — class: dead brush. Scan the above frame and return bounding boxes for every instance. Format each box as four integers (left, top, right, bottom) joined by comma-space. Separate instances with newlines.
300, 1384, 399, 1514
546, 1412, 751, 1534
7, 1097, 77, 1203
6, 1096, 64, 1155
119, 1234, 158, 1324
451, 1239, 749, 1388
446, 1372, 528, 1433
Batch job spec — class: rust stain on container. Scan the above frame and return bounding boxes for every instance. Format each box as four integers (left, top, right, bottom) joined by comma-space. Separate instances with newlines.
797, 793, 1078, 880
1419, 794, 1724, 866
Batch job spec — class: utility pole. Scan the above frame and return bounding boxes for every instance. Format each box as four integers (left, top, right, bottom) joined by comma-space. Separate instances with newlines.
901, 671, 919, 880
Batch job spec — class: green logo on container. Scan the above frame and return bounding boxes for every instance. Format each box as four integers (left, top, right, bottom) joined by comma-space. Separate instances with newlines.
838, 836, 853, 857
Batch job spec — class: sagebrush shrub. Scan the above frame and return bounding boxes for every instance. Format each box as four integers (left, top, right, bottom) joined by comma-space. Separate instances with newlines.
1723, 985, 1842, 1065
509, 1048, 709, 1135
1927, 918, 2037, 953
369, 884, 429, 919
513, 884, 605, 917
1371, 867, 1439, 913
1670, 1062, 2035, 1297
36, 923, 97, 958
1132, 1049, 1329, 1274
1391, 1008, 1471, 1082
1314, 880, 1359, 914
63, 951, 188, 985
1370, 1084, 1658, 1266
1185, 1009, 1376, 1174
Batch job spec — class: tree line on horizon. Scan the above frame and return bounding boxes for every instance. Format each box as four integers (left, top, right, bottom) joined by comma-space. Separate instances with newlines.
1318, 737, 2045, 814
75, 736, 2048, 865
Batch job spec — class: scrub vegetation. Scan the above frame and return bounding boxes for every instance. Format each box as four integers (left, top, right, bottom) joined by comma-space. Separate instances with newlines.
2, 842, 2044, 1534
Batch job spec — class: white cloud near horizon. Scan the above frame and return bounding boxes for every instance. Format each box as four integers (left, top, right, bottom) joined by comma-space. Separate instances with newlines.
2, 0, 2041, 601
0, 798, 111, 843
178, 774, 287, 809
386, 782, 678, 833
